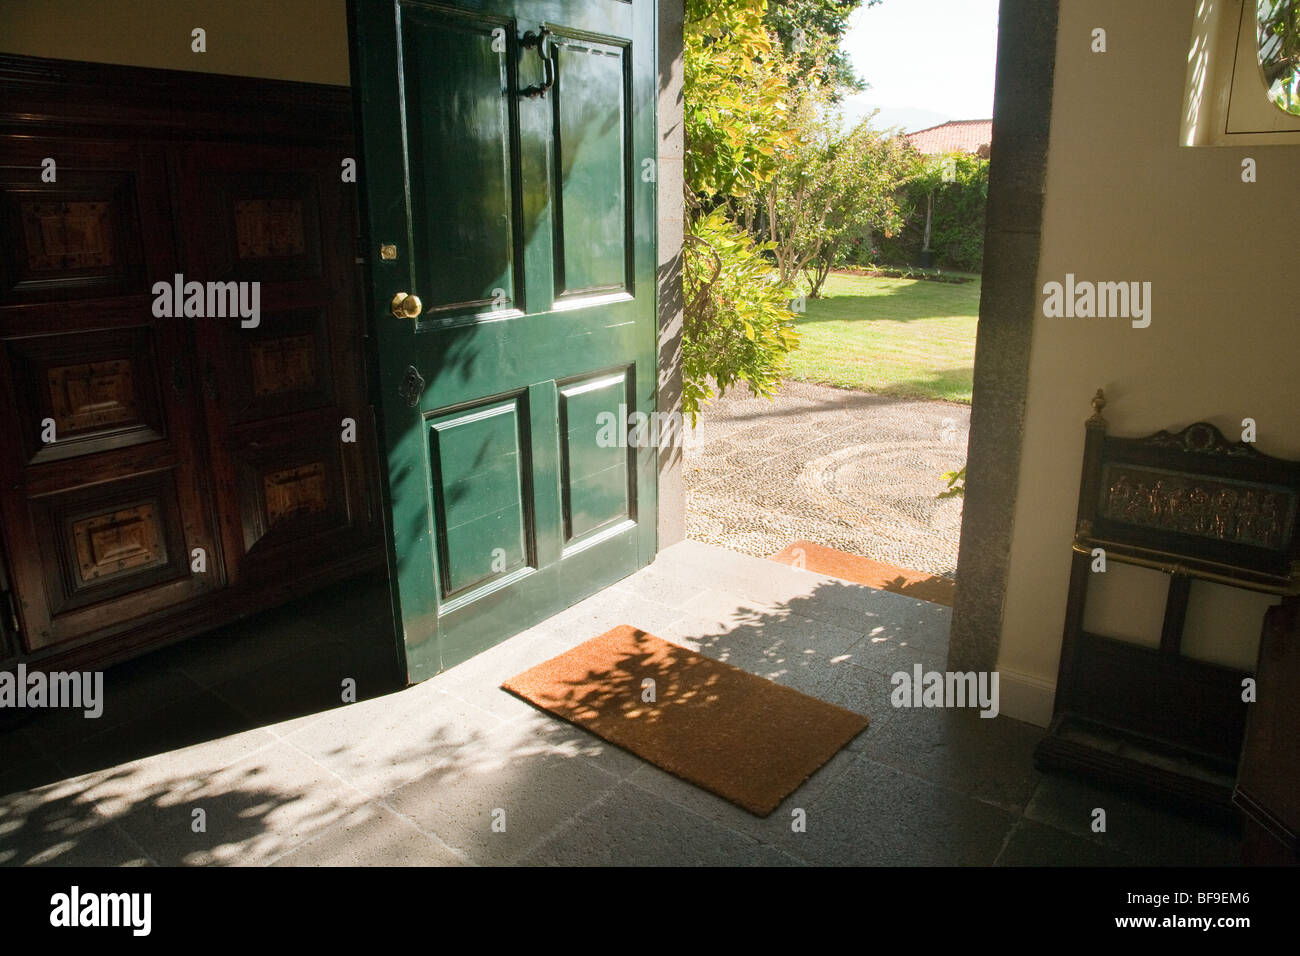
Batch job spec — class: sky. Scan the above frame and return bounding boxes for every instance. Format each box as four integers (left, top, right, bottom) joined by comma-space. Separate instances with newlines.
839, 0, 1001, 132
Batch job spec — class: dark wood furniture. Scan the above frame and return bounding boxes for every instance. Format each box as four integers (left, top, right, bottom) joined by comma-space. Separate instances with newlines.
1036, 390, 1300, 823
0, 55, 383, 677
1235, 595, 1299, 863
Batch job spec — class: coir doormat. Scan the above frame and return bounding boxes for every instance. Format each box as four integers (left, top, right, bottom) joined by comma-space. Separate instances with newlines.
501, 625, 870, 817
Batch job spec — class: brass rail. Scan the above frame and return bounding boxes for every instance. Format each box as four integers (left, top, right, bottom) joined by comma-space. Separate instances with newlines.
1072, 535, 1299, 596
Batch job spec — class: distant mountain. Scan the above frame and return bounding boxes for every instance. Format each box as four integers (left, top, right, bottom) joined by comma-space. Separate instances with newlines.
838, 98, 951, 134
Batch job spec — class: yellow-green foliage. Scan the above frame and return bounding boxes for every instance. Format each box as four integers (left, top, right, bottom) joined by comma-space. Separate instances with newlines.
683, 209, 799, 421
684, 0, 794, 201
682, 0, 802, 417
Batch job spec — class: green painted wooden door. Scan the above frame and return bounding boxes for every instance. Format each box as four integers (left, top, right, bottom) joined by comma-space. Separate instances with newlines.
349, 0, 659, 680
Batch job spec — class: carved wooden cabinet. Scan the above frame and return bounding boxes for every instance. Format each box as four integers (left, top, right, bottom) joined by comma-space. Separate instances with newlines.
0, 56, 383, 673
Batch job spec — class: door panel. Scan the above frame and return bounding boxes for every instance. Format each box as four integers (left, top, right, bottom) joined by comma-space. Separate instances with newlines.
428, 394, 534, 599
351, 0, 658, 679
558, 369, 633, 544
401, 4, 525, 319
551, 35, 631, 298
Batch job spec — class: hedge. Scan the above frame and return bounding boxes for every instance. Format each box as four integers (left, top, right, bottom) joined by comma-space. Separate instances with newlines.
854, 152, 989, 274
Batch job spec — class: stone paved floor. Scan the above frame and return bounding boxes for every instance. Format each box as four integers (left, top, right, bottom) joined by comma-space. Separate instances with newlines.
685, 380, 970, 577
0, 541, 1240, 866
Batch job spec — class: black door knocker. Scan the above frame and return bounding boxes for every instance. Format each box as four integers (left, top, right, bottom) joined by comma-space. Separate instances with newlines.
519, 28, 555, 99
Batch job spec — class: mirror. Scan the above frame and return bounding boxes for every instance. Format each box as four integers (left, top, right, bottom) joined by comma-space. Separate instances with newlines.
1258, 0, 1300, 115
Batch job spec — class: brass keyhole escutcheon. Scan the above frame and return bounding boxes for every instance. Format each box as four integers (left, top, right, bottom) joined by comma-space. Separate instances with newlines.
390, 292, 422, 320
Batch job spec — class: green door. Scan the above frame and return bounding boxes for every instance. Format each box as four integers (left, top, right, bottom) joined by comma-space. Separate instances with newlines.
349, 0, 659, 680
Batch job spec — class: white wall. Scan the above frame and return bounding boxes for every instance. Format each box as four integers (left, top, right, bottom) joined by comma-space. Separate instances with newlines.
997, 0, 1297, 724
0, 0, 350, 85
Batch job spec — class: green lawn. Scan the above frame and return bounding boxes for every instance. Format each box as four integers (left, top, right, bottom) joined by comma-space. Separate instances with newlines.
787, 271, 980, 403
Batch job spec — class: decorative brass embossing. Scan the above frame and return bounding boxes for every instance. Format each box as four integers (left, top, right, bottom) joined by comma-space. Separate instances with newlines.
73, 503, 164, 583
263, 461, 328, 524
249, 335, 317, 396
46, 359, 138, 433
20, 200, 114, 270
1101, 465, 1292, 549
234, 198, 305, 258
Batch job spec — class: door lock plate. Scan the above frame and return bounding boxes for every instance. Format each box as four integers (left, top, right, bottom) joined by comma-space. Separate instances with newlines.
398, 365, 425, 408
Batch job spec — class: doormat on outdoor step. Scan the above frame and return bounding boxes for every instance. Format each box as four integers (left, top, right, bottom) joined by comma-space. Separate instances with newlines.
500, 625, 870, 817
769, 540, 956, 607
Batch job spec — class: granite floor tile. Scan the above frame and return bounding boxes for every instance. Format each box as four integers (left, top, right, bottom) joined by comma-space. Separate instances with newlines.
1023, 772, 1242, 866
270, 801, 466, 866
517, 782, 802, 867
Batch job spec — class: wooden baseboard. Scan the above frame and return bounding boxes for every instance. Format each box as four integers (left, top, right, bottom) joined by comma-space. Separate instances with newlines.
3, 546, 386, 675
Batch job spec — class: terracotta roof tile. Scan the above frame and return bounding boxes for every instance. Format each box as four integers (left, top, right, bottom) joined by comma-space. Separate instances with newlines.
905, 119, 993, 155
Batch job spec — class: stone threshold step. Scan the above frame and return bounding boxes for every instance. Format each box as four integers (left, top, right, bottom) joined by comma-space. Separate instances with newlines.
768, 540, 956, 607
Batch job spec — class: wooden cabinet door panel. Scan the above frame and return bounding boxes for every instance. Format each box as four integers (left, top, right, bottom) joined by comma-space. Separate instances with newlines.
173, 142, 377, 588
0, 138, 221, 654
0, 140, 150, 305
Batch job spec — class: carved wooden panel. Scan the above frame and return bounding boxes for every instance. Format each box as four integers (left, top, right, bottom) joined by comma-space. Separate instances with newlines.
8, 327, 165, 463
250, 334, 317, 396
176, 140, 380, 593
72, 501, 165, 584
204, 173, 323, 281
0, 171, 145, 301
48, 358, 138, 432
20, 200, 115, 269
238, 435, 350, 557
235, 198, 306, 259
31, 473, 190, 617
0, 60, 382, 669
1089, 419, 1300, 580
225, 308, 334, 424
264, 461, 329, 525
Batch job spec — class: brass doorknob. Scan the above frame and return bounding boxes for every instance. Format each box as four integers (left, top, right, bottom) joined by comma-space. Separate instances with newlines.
390, 292, 422, 319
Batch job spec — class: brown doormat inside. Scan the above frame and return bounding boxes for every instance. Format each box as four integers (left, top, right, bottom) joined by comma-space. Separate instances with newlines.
769, 540, 956, 607
501, 625, 869, 817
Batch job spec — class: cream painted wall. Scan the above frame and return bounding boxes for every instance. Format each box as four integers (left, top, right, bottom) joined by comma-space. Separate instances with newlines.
997, 0, 1296, 723
0, 0, 350, 85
